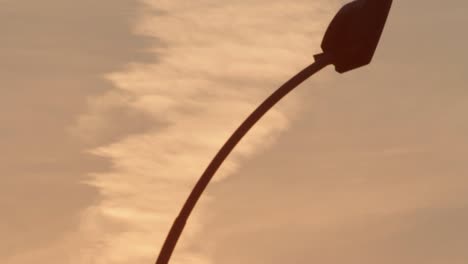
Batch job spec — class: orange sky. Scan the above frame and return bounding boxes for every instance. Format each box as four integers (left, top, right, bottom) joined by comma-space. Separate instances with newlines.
2, 0, 468, 263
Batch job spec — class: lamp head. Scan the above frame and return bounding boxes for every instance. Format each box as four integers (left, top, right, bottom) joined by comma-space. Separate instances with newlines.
317, 0, 393, 73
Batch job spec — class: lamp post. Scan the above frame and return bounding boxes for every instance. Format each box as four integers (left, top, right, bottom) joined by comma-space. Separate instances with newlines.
154, 1, 393, 263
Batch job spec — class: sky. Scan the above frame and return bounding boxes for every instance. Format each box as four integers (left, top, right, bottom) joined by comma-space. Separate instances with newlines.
1, 0, 468, 263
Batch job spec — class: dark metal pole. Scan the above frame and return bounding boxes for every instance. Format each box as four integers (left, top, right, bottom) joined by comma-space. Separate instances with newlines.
155, 55, 331, 264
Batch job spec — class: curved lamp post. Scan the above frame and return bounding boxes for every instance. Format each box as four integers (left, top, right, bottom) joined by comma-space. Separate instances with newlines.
155, 1, 393, 263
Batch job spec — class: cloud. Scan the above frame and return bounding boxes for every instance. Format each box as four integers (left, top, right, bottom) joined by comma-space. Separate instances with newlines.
0, 0, 154, 262
63, 0, 340, 263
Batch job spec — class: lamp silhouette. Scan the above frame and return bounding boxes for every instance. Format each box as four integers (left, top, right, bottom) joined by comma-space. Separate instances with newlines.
155, 1, 393, 263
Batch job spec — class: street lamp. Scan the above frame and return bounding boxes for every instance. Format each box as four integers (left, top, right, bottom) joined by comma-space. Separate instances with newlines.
155, 0, 393, 263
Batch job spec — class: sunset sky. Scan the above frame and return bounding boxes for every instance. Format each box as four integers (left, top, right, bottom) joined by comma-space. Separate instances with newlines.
2, 0, 468, 263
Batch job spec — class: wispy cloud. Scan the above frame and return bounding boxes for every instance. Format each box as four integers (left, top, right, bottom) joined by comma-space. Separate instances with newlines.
64, 1, 338, 263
